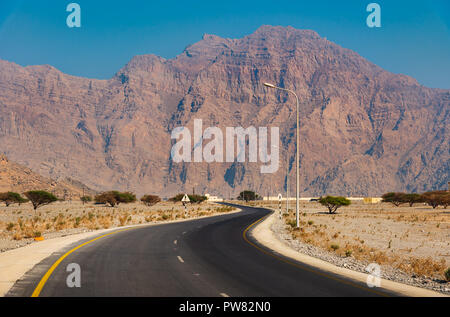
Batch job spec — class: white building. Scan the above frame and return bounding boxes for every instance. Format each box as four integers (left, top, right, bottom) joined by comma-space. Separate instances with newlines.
205, 194, 224, 202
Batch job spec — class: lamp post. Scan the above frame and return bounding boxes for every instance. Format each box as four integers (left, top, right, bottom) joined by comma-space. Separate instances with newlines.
264, 82, 300, 228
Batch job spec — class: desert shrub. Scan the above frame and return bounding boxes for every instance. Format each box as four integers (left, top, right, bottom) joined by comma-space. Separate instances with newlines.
95, 191, 136, 207
80, 196, 92, 203
330, 244, 339, 251
169, 194, 207, 204
118, 192, 137, 203
24, 191, 58, 210
6, 222, 15, 231
319, 196, 351, 214
141, 195, 161, 206
95, 192, 118, 207
445, 268, 450, 281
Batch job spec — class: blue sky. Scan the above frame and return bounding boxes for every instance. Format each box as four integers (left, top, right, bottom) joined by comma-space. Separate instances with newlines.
0, 0, 449, 88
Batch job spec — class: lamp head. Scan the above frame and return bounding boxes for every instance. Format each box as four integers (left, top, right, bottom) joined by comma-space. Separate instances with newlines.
263, 82, 276, 88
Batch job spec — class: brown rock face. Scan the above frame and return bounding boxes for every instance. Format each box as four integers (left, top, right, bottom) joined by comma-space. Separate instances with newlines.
0, 25, 448, 197
0, 155, 95, 199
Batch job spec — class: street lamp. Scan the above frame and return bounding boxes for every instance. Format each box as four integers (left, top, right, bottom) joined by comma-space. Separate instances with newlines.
264, 82, 300, 228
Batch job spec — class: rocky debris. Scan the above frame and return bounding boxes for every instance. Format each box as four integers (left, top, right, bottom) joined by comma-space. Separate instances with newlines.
270, 211, 449, 295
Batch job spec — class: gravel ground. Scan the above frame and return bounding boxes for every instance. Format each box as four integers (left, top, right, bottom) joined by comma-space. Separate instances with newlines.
270, 209, 450, 295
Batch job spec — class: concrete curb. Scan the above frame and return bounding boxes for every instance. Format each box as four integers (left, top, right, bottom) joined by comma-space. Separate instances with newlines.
251, 210, 447, 297
0, 208, 242, 297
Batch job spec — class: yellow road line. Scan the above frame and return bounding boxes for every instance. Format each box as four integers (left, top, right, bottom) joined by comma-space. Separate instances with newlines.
242, 213, 390, 297
31, 228, 134, 297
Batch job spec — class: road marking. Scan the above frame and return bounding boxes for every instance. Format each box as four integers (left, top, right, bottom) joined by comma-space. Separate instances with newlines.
174, 240, 177, 245
182, 231, 187, 235
242, 213, 390, 297
31, 228, 134, 297
177, 256, 184, 263
220, 293, 229, 297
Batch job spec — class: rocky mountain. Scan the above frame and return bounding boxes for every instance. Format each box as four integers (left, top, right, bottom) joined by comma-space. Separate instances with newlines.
0, 155, 95, 199
0, 25, 448, 197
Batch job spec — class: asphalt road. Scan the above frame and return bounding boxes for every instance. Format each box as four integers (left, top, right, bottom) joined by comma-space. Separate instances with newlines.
7, 204, 398, 297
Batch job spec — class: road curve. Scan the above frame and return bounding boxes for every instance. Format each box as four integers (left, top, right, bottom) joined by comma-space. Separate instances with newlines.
7, 204, 398, 297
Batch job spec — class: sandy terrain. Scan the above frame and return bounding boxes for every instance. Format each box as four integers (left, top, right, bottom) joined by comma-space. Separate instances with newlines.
0, 200, 235, 252
246, 200, 449, 283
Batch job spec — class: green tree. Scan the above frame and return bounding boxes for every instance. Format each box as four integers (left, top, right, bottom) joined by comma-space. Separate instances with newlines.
237, 190, 260, 202
141, 195, 161, 206
95, 191, 118, 207
381, 192, 406, 207
95, 191, 136, 207
402, 193, 423, 207
80, 195, 92, 204
24, 191, 58, 210
421, 191, 450, 209
319, 196, 351, 214
0, 192, 28, 206
117, 192, 137, 204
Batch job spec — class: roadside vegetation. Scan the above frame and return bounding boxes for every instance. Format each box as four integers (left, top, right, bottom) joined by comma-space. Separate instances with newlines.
169, 193, 207, 203
0, 190, 235, 252
251, 197, 449, 283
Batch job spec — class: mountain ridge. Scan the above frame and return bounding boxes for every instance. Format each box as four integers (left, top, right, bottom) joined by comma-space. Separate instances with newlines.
0, 25, 448, 197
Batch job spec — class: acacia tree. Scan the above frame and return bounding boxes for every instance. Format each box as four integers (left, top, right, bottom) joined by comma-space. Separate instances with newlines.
319, 196, 351, 214
403, 193, 423, 207
24, 191, 58, 210
141, 195, 161, 206
381, 192, 406, 207
95, 191, 136, 207
237, 190, 260, 202
0, 192, 28, 206
421, 191, 450, 209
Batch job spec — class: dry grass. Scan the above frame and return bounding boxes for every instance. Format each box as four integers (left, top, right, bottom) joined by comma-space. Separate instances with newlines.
0, 201, 235, 246
245, 200, 450, 280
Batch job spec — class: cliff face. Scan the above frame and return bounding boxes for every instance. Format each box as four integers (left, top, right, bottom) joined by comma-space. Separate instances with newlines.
0, 25, 448, 197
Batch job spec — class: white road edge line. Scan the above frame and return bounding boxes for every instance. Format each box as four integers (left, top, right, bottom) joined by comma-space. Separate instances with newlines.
177, 256, 184, 263
220, 293, 229, 297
